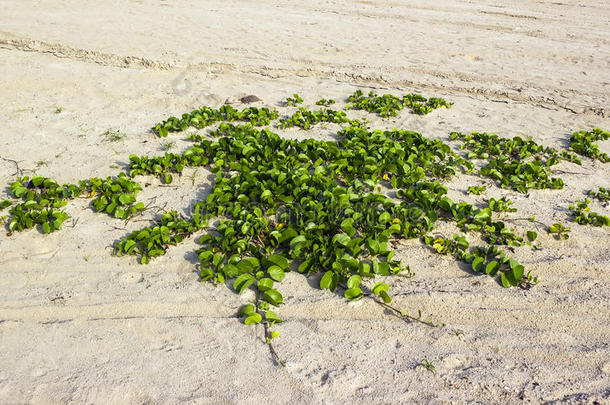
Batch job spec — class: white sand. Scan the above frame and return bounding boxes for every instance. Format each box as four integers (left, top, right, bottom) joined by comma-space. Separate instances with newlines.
0, 1, 609, 403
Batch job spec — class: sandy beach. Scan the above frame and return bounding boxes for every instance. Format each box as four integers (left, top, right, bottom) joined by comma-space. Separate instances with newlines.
1, 1, 609, 403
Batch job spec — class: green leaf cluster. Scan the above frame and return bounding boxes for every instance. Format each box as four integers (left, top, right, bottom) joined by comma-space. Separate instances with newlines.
278, 107, 353, 130
467, 185, 486, 195
569, 128, 609, 163
285, 94, 303, 107
346, 90, 452, 117
569, 199, 609, 227
588, 187, 609, 202
152, 105, 279, 137
6, 174, 144, 233
450, 131, 576, 192
315, 98, 335, 107
549, 222, 570, 239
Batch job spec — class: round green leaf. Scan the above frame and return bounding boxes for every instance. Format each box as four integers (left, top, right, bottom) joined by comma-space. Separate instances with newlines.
268, 265, 285, 282
344, 287, 362, 300
244, 313, 262, 325
263, 289, 283, 306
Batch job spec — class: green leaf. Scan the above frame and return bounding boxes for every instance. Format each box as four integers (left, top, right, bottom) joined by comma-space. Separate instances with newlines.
236, 257, 260, 274
240, 304, 256, 316
500, 273, 512, 288
366, 238, 380, 255
320, 271, 337, 291
347, 274, 361, 289
485, 261, 499, 275
379, 290, 392, 303
267, 265, 285, 282
332, 233, 351, 247
267, 254, 289, 270
42, 222, 51, 234
244, 313, 262, 325
471, 257, 484, 273
527, 231, 537, 242
118, 194, 136, 205
290, 235, 307, 248
200, 267, 213, 281
223, 264, 240, 278
263, 289, 283, 306
233, 274, 255, 294
265, 310, 282, 323
257, 278, 274, 292
372, 282, 390, 295
344, 287, 362, 300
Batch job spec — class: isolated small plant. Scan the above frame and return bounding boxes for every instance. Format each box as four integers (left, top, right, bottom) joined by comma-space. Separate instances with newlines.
549, 223, 570, 240
102, 129, 125, 142
161, 141, 176, 151
416, 359, 437, 375
54, 106, 63, 114
569, 199, 609, 227
285, 93, 303, 107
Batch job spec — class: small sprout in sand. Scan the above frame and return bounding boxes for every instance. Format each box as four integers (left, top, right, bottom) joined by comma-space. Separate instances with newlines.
102, 129, 125, 142
417, 359, 437, 375
161, 141, 176, 151
55, 106, 63, 114
36, 160, 49, 168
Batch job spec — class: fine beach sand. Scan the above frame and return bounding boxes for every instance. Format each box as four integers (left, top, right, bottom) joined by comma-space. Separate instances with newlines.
1, 1, 609, 403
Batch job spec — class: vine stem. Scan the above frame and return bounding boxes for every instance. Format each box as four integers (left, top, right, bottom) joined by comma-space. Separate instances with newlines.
367, 295, 441, 328
262, 321, 285, 367
1, 157, 25, 176
504, 217, 546, 227
255, 291, 285, 367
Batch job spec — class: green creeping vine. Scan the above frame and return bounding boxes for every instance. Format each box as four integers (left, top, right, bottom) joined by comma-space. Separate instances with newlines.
346, 90, 452, 117
5, 90, 597, 366
119, 123, 527, 295
278, 107, 354, 130
569, 128, 609, 163
569, 199, 610, 227
5, 174, 144, 233
450, 131, 580, 193
152, 105, 279, 137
